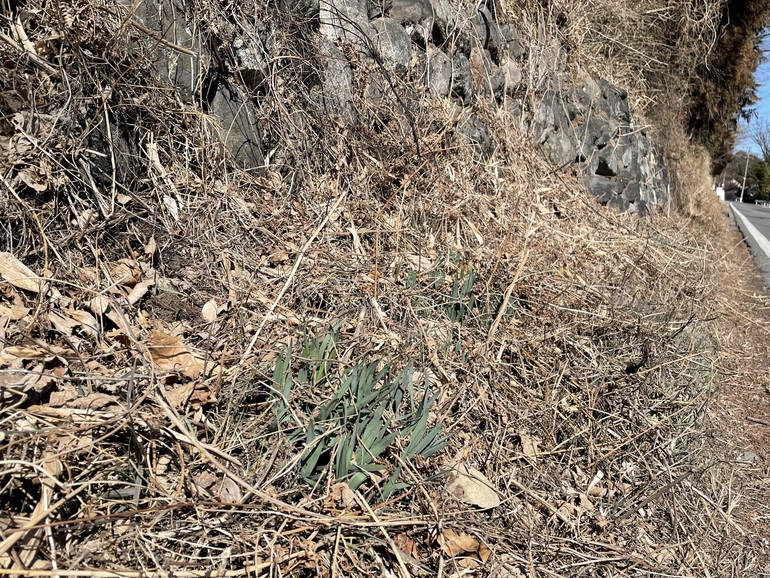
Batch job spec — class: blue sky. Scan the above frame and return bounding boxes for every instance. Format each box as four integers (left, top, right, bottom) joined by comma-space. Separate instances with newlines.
739, 38, 770, 155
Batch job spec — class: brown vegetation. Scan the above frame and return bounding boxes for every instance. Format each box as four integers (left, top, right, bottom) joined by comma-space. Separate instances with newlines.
0, 0, 767, 576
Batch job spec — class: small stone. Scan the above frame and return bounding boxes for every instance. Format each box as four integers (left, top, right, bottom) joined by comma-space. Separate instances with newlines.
133, 0, 212, 104
742, 451, 760, 463
320, 0, 373, 46
389, 0, 432, 25
209, 84, 264, 172
543, 126, 575, 166
500, 24, 525, 58
633, 199, 650, 216
607, 194, 630, 212
231, 22, 272, 92
317, 40, 358, 124
598, 78, 631, 122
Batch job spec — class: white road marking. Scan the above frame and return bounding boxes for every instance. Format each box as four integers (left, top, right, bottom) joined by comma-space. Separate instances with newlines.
731, 204, 770, 260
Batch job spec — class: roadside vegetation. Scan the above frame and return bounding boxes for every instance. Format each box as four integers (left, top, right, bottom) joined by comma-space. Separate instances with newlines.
0, 0, 768, 576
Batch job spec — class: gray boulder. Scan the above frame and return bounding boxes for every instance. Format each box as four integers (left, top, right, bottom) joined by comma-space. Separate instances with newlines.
597, 79, 631, 122
499, 58, 522, 96
230, 22, 273, 93
470, 48, 502, 100
586, 176, 614, 204
431, 0, 458, 42
133, 0, 212, 104
427, 49, 452, 97
622, 181, 641, 203
316, 40, 358, 124
473, 8, 504, 61
371, 18, 412, 76
451, 52, 474, 105
500, 24, 526, 58
320, 0, 373, 46
632, 199, 650, 216
607, 194, 630, 212
458, 112, 492, 154
543, 126, 575, 166
389, 0, 432, 26
209, 84, 264, 172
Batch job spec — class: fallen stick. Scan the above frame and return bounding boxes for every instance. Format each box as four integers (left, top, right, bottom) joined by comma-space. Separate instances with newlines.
746, 416, 770, 426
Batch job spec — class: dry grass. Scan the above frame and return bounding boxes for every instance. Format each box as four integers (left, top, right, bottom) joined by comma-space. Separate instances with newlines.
0, 0, 766, 576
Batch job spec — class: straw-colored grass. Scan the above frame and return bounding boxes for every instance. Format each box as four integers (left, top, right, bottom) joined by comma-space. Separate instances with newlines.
0, 0, 765, 575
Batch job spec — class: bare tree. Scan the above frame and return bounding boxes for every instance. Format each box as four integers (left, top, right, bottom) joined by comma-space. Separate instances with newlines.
748, 118, 770, 163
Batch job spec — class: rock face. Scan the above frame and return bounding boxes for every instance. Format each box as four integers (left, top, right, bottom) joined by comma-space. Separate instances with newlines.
131, 0, 670, 212
371, 18, 412, 76
133, 0, 266, 173
535, 77, 669, 212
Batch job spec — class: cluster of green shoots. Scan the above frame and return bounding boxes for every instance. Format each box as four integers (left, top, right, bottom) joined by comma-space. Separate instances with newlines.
269, 331, 447, 497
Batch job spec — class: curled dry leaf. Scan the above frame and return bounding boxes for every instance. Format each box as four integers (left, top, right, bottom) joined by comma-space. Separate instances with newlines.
520, 430, 541, 462
18, 166, 49, 192
145, 236, 157, 258
126, 278, 155, 306
446, 464, 501, 510
147, 330, 203, 378
67, 309, 99, 337
0, 303, 30, 320
201, 298, 218, 323
49, 385, 79, 407
48, 310, 80, 336
0, 252, 41, 293
166, 382, 194, 409
437, 528, 491, 564
110, 259, 141, 285
2, 345, 48, 360
404, 254, 435, 273
393, 533, 418, 559
192, 471, 218, 495
67, 393, 121, 410
88, 295, 110, 316
217, 476, 242, 503
325, 482, 358, 511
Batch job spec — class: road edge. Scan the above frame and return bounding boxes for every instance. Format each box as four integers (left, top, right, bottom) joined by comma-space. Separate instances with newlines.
729, 203, 770, 290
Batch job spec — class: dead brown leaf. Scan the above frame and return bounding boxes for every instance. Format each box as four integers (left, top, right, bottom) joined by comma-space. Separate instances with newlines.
0, 252, 41, 293
2, 345, 47, 360
446, 464, 500, 510
147, 330, 203, 378
110, 259, 141, 285
88, 295, 110, 316
67, 308, 99, 337
393, 533, 418, 559
48, 310, 80, 336
325, 482, 358, 511
192, 471, 217, 492
127, 278, 155, 306
520, 431, 541, 459
67, 393, 120, 410
437, 528, 491, 564
0, 303, 30, 320
166, 382, 194, 409
217, 476, 242, 503
49, 385, 78, 407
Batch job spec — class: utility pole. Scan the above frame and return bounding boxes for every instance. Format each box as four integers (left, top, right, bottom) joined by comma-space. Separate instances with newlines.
740, 153, 750, 203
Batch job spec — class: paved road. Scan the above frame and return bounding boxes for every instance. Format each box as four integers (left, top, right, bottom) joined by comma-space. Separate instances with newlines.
729, 202, 770, 288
